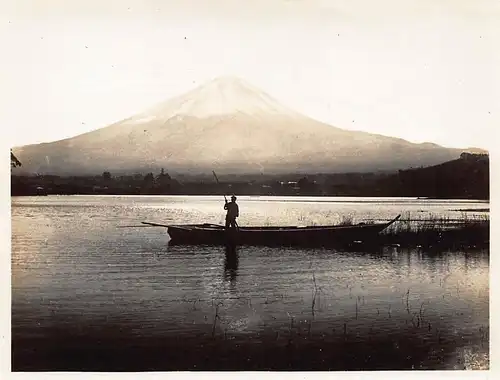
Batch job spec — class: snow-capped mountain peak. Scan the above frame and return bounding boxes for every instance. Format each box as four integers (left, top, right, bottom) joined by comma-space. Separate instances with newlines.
140, 76, 296, 120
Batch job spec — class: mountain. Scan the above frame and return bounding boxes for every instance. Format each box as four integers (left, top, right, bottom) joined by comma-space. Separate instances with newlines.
12, 76, 466, 175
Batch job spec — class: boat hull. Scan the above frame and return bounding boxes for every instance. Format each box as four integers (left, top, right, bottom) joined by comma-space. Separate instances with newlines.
166, 215, 401, 247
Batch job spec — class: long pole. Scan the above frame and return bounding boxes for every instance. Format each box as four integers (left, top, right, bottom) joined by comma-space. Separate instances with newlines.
212, 170, 227, 203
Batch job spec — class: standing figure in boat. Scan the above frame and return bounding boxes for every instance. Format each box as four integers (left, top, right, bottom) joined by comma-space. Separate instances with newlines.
224, 195, 239, 229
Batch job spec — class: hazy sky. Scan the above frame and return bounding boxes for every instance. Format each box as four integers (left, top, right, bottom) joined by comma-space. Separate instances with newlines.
2, 0, 499, 149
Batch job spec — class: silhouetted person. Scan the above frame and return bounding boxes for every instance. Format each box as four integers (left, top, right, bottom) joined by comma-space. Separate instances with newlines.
224, 195, 239, 229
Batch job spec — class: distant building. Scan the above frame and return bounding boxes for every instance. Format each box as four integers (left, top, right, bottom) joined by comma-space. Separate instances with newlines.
279, 181, 299, 188
35, 186, 47, 196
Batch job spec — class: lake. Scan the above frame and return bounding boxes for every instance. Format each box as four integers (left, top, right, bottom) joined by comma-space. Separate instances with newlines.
11, 195, 489, 371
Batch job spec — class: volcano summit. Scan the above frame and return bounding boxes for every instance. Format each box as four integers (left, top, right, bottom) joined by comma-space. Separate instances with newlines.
13, 76, 460, 175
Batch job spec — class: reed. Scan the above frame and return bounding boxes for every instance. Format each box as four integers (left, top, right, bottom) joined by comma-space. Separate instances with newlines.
311, 272, 319, 316
380, 213, 489, 249
339, 214, 355, 226
405, 289, 411, 314
419, 302, 425, 322
211, 301, 223, 338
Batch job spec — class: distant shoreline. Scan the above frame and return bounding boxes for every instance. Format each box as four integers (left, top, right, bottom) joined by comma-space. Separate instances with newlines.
11, 154, 489, 200
10, 193, 491, 202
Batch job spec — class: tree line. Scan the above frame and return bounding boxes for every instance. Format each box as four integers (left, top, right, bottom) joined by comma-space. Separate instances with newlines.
11, 155, 489, 200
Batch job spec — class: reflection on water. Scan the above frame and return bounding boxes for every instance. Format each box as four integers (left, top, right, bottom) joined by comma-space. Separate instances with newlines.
224, 246, 239, 289
11, 195, 489, 370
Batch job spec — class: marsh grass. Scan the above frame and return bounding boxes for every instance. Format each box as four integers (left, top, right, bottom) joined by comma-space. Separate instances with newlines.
339, 214, 355, 226
293, 211, 488, 249
379, 212, 489, 249
211, 301, 222, 338
295, 211, 356, 227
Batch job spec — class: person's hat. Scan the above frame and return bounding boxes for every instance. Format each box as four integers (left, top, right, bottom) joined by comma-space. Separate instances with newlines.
231, 195, 237, 200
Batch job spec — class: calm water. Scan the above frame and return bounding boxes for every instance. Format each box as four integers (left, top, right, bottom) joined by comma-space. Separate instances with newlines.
11, 195, 489, 370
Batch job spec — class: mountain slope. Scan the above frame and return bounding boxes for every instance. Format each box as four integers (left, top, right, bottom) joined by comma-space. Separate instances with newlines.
13, 76, 463, 175
377, 153, 489, 199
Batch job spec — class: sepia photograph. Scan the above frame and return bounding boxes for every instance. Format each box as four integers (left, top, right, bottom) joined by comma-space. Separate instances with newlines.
4, 0, 496, 373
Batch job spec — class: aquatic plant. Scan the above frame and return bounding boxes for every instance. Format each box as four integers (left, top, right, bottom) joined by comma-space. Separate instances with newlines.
211, 301, 223, 338
339, 214, 355, 226
379, 213, 489, 249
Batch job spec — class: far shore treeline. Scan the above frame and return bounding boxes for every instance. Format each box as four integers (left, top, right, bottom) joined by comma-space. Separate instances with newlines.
11, 153, 489, 200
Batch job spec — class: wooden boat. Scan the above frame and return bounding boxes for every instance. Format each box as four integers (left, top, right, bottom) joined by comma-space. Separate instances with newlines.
143, 214, 401, 247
